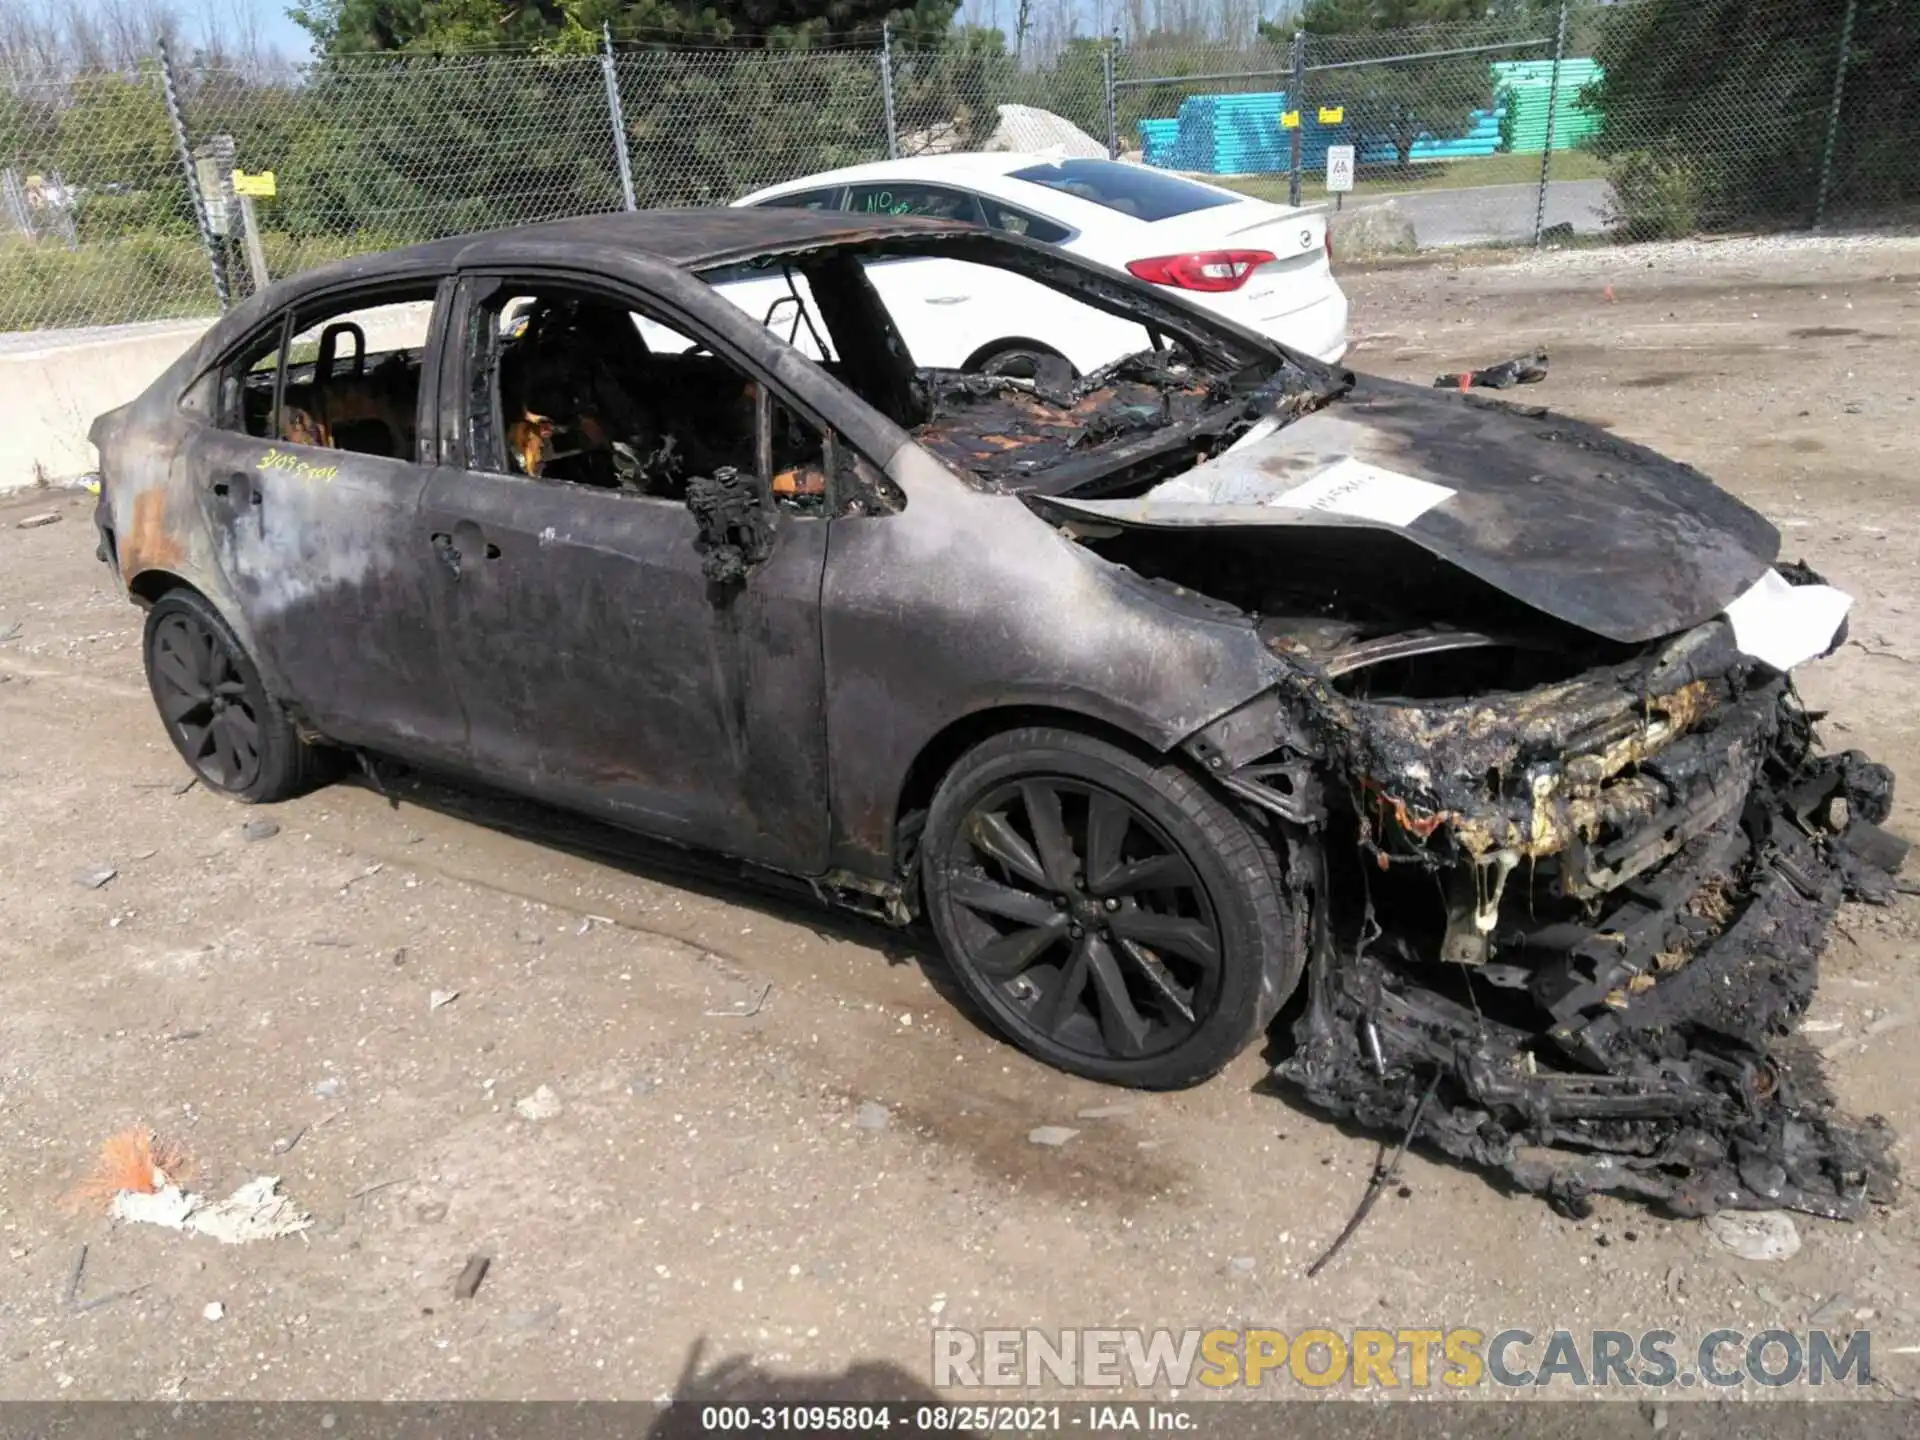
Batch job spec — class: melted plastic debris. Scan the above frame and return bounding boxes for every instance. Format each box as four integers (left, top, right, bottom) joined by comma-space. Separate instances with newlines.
110, 1175, 312, 1244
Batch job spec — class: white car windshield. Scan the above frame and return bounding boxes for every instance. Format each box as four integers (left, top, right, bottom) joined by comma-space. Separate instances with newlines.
1008, 159, 1240, 222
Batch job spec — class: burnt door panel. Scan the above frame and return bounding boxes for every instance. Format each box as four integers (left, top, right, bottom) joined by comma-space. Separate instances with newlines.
182, 425, 467, 762
417, 470, 832, 873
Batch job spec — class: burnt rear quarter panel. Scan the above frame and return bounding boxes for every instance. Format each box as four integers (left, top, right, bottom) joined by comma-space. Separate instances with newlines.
820, 446, 1288, 879
91, 348, 266, 659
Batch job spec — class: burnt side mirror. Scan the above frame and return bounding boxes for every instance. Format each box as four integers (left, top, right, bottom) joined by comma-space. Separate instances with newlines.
685, 466, 774, 588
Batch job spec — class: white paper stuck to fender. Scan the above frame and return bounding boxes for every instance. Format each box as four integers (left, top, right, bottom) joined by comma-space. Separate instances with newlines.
1722, 568, 1852, 673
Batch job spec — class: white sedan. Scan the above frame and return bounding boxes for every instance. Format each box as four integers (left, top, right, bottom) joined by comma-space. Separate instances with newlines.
713, 154, 1348, 376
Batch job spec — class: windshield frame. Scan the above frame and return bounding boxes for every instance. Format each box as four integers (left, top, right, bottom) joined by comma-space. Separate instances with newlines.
687, 227, 1333, 385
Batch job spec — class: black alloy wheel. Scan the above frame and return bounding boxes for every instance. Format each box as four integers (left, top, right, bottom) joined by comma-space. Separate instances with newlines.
923, 727, 1301, 1089
946, 776, 1222, 1062
150, 609, 263, 792
142, 587, 330, 803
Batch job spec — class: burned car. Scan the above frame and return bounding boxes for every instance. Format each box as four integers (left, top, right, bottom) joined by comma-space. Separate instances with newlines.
91, 210, 1903, 1217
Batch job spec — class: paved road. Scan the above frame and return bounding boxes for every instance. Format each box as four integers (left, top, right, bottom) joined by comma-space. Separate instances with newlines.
1351, 177, 1614, 248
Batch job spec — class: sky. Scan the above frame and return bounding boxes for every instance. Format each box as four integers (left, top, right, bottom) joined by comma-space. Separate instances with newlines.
207, 0, 312, 59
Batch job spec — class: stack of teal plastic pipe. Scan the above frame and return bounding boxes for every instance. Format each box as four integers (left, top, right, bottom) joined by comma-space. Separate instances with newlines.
1134, 56, 1606, 175
1494, 58, 1604, 153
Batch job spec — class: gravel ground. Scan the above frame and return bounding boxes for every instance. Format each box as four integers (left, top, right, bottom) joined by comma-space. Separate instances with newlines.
2, 238, 1919, 1405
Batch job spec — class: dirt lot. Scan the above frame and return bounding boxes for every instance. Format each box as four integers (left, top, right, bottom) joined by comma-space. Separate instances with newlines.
3, 236, 1919, 1404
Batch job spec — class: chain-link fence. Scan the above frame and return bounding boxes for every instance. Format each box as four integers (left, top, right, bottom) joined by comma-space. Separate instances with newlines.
3, 0, 1916, 335
1115, 20, 1562, 243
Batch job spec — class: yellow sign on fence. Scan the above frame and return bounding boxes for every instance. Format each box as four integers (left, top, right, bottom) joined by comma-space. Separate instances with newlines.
1280, 110, 1301, 129
1319, 105, 1345, 125
232, 169, 276, 198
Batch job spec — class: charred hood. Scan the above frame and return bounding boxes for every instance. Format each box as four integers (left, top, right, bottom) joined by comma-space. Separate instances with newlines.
1035, 377, 1782, 645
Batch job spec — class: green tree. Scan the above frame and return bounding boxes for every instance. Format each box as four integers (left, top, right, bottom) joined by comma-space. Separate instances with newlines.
289, 0, 962, 55
267, 0, 979, 242
1586, 0, 1920, 229
54, 69, 196, 240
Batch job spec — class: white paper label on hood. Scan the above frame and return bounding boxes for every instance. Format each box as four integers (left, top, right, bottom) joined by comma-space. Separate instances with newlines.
1722, 568, 1853, 673
1266, 456, 1455, 528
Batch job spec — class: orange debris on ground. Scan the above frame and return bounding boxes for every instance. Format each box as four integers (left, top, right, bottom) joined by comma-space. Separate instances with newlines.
67, 1128, 195, 1212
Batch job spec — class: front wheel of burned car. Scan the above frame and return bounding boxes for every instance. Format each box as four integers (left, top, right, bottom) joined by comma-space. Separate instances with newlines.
922, 726, 1302, 1089
142, 588, 332, 804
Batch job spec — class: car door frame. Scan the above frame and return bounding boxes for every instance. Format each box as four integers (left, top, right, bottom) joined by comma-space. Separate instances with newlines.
176, 274, 472, 762
422, 260, 864, 874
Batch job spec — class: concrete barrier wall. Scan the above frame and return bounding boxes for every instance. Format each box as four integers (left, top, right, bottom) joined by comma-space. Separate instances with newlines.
0, 319, 214, 489
0, 302, 435, 491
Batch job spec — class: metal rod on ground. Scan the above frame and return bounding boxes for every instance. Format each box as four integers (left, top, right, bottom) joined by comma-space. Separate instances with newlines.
1287, 30, 1306, 209
880, 23, 899, 161
1306, 1069, 1441, 1278
1814, 0, 1859, 230
602, 23, 637, 212
158, 33, 228, 312
1532, 0, 1569, 248
1103, 32, 1120, 161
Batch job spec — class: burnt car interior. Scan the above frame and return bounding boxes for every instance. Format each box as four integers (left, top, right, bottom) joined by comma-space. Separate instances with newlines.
231, 289, 436, 459
465, 284, 834, 516
694, 237, 1340, 504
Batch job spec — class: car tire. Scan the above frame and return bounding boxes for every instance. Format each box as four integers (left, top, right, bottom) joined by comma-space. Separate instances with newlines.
921, 725, 1302, 1089
973, 343, 1073, 384
142, 587, 332, 804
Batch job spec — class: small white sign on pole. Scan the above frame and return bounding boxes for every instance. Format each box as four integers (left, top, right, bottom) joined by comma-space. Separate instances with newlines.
1326, 144, 1356, 193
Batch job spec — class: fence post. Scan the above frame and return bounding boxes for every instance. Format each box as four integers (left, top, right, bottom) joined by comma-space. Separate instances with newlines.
1813, 0, 1859, 229
157, 34, 229, 312
1532, 0, 1569, 247
1103, 32, 1120, 161
601, 24, 637, 211
880, 24, 899, 160
1287, 31, 1306, 208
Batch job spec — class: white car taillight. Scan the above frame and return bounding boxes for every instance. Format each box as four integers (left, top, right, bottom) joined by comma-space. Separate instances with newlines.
1126, 250, 1277, 293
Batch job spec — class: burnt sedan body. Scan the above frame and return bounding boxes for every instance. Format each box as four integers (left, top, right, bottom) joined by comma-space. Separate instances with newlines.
91, 210, 1903, 1217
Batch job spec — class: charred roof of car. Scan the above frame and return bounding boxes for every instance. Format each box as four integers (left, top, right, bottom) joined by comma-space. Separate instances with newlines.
228, 210, 979, 302
186, 207, 1336, 394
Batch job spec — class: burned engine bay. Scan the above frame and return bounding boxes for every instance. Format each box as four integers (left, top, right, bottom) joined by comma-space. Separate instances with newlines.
1026, 383, 1905, 1220
1269, 618, 1905, 1221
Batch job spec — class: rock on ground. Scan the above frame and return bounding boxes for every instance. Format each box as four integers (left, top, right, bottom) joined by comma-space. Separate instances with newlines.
1704, 1210, 1802, 1262
1333, 199, 1419, 257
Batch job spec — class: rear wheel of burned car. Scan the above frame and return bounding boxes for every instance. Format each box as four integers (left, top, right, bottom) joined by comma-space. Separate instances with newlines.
142, 588, 330, 804
922, 726, 1301, 1089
